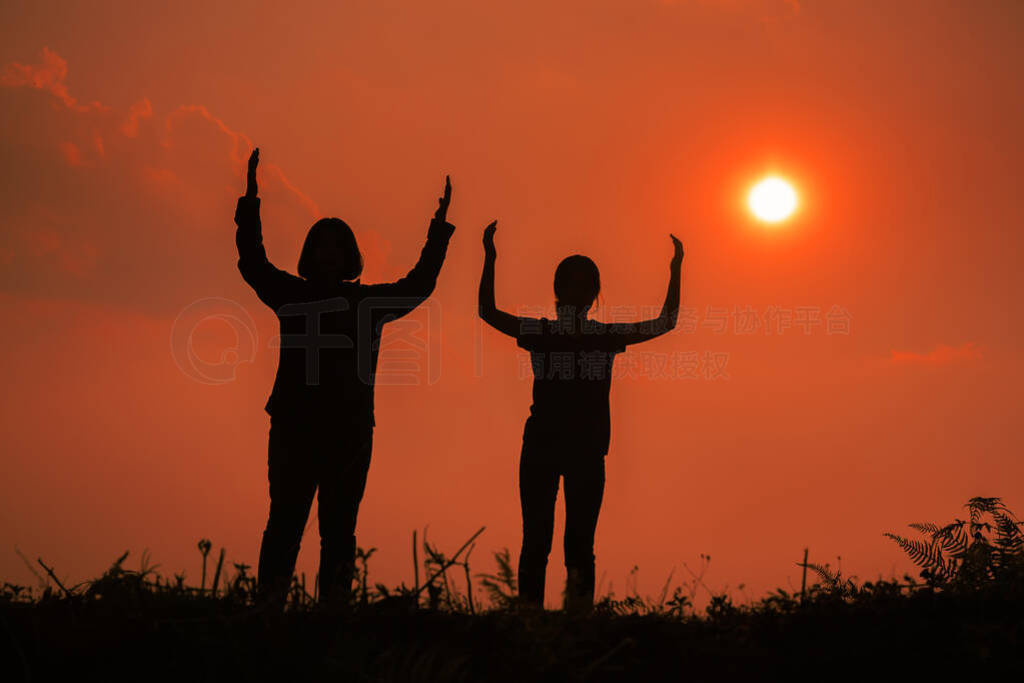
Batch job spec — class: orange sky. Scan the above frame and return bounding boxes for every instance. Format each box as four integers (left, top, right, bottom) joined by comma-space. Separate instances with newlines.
1, 0, 1022, 605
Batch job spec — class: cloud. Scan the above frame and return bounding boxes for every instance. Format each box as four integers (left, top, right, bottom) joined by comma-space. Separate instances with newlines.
59, 140, 83, 166
121, 98, 153, 138
1, 46, 108, 113
890, 342, 983, 366
0, 48, 387, 315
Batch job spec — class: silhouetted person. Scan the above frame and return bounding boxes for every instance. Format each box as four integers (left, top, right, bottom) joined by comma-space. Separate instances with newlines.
478, 221, 683, 611
235, 148, 456, 609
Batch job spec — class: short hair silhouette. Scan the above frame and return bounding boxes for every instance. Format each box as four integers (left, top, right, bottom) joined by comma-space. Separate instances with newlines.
554, 255, 600, 309
297, 218, 363, 281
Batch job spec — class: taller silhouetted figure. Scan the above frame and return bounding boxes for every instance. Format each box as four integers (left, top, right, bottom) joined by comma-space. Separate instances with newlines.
478, 221, 683, 611
235, 148, 455, 608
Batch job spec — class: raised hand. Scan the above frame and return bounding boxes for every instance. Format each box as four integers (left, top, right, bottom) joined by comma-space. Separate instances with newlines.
428, 175, 455, 239
433, 175, 452, 224
245, 148, 259, 199
670, 233, 684, 266
483, 220, 498, 259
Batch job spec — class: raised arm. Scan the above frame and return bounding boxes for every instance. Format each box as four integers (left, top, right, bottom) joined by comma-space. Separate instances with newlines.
606, 234, 684, 345
235, 148, 300, 309
478, 221, 535, 337
360, 176, 456, 320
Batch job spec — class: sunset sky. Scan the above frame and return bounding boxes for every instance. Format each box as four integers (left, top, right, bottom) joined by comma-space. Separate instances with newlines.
1, 0, 1021, 605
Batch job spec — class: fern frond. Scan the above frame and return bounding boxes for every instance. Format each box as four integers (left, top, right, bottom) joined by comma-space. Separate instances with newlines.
994, 512, 1024, 536
967, 496, 1004, 524
909, 522, 940, 535
884, 533, 945, 572
805, 562, 839, 586
993, 513, 1024, 554
475, 548, 517, 609
971, 496, 1006, 511
933, 522, 969, 556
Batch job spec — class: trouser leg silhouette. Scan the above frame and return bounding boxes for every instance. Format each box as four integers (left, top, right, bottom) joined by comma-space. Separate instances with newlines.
519, 437, 605, 608
317, 430, 373, 605
562, 455, 605, 610
258, 418, 316, 608
518, 442, 560, 606
257, 417, 373, 608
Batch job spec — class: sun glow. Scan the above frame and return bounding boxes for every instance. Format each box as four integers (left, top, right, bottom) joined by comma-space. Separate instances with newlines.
748, 176, 798, 223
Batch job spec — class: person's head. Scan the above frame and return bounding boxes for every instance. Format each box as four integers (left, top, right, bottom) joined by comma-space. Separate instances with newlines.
554, 254, 600, 315
297, 218, 363, 283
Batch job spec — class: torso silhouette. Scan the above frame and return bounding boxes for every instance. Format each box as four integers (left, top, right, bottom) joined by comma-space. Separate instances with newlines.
516, 317, 627, 455
235, 196, 452, 426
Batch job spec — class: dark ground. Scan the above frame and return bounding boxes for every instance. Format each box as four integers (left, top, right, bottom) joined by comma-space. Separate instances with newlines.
3, 579, 1022, 682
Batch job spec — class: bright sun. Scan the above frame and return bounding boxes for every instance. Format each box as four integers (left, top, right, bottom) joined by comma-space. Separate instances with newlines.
748, 176, 798, 223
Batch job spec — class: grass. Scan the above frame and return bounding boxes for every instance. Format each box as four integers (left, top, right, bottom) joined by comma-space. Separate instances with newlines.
2, 500, 1023, 681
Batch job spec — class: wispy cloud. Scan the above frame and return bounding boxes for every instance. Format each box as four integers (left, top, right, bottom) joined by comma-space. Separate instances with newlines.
1, 46, 108, 113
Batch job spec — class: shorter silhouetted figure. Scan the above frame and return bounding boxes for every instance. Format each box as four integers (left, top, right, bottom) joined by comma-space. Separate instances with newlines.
478, 221, 683, 611
235, 149, 455, 609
